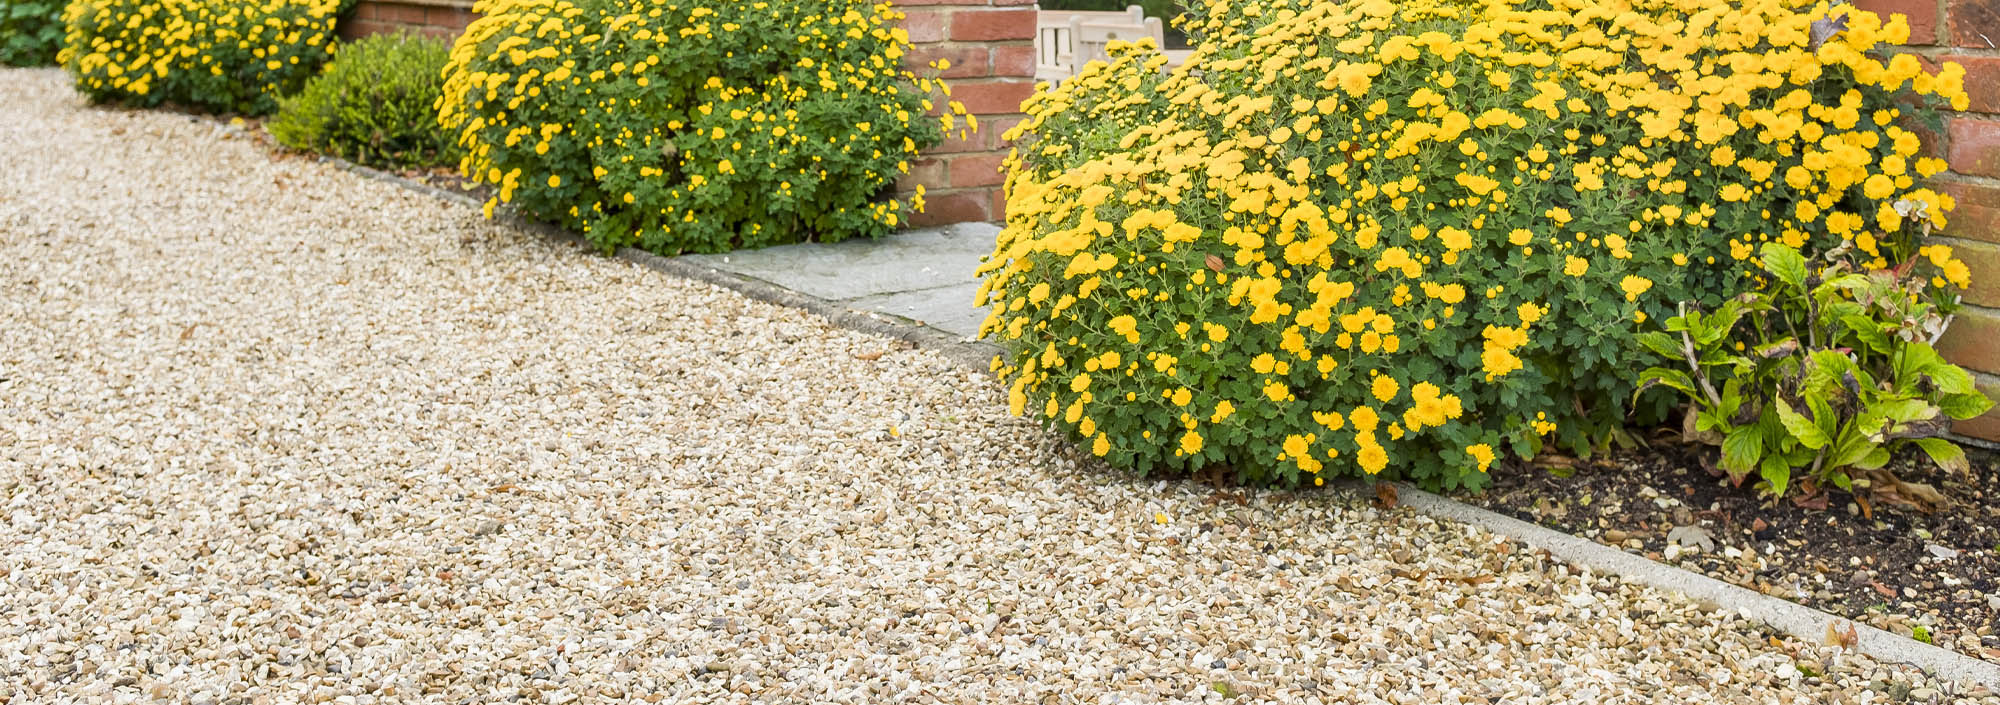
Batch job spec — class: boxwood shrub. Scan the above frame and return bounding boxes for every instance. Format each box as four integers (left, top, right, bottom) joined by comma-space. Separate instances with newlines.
975, 0, 1972, 490
60, 0, 343, 114
271, 33, 462, 170
1, 0, 64, 66
438, 0, 966, 254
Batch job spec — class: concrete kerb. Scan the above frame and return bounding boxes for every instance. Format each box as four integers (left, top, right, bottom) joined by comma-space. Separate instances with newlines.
323, 155, 2000, 690
1393, 483, 2000, 687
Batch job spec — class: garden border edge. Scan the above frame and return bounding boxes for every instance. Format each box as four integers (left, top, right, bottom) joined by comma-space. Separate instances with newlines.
1391, 483, 2000, 688
322, 154, 2000, 690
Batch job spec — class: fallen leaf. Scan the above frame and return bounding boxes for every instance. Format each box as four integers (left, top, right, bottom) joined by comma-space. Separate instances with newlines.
1666, 525, 1715, 552
1459, 574, 1496, 586
1205, 254, 1225, 272
1374, 483, 1398, 509
854, 351, 884, 361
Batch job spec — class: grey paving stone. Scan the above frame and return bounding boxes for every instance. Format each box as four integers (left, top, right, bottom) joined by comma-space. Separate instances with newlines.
681, 222, 999, 301
849, 282, 988, 339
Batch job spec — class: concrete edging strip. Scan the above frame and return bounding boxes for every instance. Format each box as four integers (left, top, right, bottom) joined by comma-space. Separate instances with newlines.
324, 153, 2000, 689
1394, 483, 2000, 687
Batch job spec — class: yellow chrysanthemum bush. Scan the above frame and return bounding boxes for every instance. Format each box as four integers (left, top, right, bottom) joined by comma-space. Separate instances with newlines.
438, 0, 969, 254
59, 0, 343, 114
975, 0, 1974, 491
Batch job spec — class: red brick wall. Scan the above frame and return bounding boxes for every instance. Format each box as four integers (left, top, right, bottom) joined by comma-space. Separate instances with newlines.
341, 0, 1029, 226
340, 0, 476, 41
1855, 0, 2000, 441
895, 0, 1036, 226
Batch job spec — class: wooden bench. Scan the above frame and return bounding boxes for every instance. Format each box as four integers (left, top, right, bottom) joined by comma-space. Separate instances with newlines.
1035, 6, 1166, 83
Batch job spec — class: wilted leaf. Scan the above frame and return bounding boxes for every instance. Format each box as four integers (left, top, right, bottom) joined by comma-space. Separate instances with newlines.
1205, 254, 1225, 272
1666, 525, 1715, 552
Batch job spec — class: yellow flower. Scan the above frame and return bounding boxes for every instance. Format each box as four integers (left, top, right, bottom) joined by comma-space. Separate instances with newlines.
1466, 444, 1495, 472
1563, 256, 1589, 277
1619, 275, 1653, 302
1178, 430, 1204, 456
1371, 374, 1400, 402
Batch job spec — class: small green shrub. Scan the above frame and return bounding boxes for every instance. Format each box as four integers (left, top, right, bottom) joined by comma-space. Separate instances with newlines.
1, 0, 63, 66
60, 0, 342, 115
270, 33, 461, 170
1640, 240, 1990, 500
438, 0, 965, 254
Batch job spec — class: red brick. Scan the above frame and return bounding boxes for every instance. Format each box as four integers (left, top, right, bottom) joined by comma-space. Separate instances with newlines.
908, 190, 991, 226
950, 8, 1036, 42
339, 19, 396, 40
949, 79, 1035, 115
992, 45, 1036, 78
1953, 377, 2000, 441
1937, 306, 2000, 374
980, 115, 1026, 149
949, 153, 1008, 188
1946, 238, 2000, 307
428, 6, 474, 30
904, 45, 988, 78
897, 157, 946, 193
895, 0, 999, 5
933, 122, 986, 153
1949, 0, 2000, 49
1950, 54, 2000, 113
1856, 0, 1940, 44
901, 9, 949, 43
1949, 117, 2000, 179
991, 186, 1010, 222
1941, 178, 2000, 245
381, 2, 427, 25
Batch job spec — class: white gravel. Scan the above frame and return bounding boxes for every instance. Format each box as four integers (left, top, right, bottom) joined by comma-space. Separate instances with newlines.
0, 67, 1990, 704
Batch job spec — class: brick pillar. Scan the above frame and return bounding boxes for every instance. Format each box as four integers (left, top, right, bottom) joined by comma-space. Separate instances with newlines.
895, 0, 1037, 226
1854, 0, 2000, 440
341, 0, 477, 41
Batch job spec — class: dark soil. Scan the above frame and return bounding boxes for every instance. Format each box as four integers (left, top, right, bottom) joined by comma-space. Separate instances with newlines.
1464, 441, 2000, 662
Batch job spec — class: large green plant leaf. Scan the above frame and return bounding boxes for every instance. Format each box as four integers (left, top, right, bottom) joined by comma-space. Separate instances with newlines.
1775, 398, 1828, 450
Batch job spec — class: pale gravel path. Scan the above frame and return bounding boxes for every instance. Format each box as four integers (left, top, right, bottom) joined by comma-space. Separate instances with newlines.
0, 67, 1983, 704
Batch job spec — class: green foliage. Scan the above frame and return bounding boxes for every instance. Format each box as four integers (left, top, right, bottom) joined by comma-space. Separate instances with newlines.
1, 0, 63, 66
270, 33, 461, 170
59, 0, 341, 115
438, 0, 963, 254
1638, 241, 1992, 498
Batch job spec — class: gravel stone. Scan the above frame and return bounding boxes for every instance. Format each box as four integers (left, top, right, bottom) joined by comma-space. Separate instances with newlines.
1, 67, 1995, 702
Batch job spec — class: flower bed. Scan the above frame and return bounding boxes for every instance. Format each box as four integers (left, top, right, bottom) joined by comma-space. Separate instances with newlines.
977, 0, 1978, 492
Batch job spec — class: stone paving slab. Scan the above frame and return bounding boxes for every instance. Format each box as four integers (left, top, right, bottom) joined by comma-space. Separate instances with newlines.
678, 223, 997, 338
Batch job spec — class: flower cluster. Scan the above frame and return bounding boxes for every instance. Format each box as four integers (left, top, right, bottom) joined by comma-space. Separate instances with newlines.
976, 0, 1972, 490
60, 0, 342, 114
438, 0, 967, 254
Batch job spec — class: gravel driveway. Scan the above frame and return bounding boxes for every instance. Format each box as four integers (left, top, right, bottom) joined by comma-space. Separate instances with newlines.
0, 67, 1985, 704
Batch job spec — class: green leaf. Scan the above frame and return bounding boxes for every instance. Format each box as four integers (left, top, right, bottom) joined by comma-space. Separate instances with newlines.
1636, 331, 1682, 360
1635, 368, 1698, 401
1829, 431, 1880, 469
1875, 398, 1939, 425
1854, 447, 1891, 470
1759, 242, 1807, 290
1775, 398, 1829, 450
1838, 315, 1892, 354
1758, 454, 1792, 496
1939, 391, 1996, 421
1721, 425, 1764, 474
1914, 438, 1969, 474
